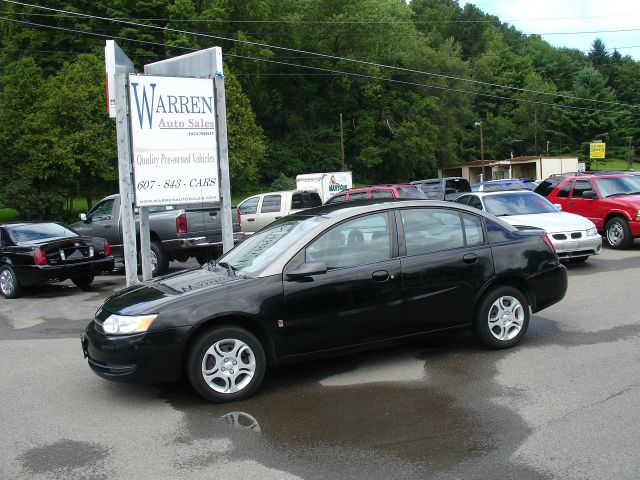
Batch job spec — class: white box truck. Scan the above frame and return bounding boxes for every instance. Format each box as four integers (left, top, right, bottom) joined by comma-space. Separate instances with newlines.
295, 172, 353, 203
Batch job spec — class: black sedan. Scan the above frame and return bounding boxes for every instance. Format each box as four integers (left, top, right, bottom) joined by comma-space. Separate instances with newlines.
0, 222, 114, 298
82, 200, 567, 402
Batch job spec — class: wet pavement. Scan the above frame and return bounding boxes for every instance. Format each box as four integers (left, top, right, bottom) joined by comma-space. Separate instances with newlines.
1, 250, 640, 479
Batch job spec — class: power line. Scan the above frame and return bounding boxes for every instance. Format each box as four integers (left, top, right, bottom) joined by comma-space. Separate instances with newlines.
3, 0, 639, 109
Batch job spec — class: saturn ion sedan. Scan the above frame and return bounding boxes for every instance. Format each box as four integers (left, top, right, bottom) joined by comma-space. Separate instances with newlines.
82, 200, 568, 403
455, 190, 602, 263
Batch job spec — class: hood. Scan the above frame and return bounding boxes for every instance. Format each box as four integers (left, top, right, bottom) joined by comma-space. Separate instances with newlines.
602, 194, 640, 208
500, 212, 595, 233
101, 266, 247, 315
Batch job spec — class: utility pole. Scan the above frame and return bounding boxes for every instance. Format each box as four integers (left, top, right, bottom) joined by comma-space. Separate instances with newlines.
339, 113, 345, 170
475, 121, 485, 181
628, 137, 634, 171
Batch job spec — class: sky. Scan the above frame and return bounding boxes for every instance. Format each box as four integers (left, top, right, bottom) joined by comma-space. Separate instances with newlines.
465, 0, 640, 60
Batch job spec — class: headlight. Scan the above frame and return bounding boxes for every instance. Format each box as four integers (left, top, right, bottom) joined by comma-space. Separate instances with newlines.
102, 314, 157, 335
636, 210, 640, 221
586, 227, 598, 237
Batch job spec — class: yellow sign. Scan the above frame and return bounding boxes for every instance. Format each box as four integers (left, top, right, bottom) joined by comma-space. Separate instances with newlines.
590, 142, 606, 159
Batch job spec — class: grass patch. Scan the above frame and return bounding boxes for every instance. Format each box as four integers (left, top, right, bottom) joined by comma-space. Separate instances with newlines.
0, 208, 19, 222
589, 158, 639, 171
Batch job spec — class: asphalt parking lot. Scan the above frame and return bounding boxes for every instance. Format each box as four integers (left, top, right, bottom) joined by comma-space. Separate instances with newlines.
1, 248, 640, 479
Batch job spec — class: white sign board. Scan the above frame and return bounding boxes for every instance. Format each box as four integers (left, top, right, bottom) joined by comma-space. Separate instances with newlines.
128, 74, 219, 206
577, 162, 586, 173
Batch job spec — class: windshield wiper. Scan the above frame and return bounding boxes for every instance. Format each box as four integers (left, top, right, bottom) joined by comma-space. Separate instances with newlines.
216, 261, 236, 277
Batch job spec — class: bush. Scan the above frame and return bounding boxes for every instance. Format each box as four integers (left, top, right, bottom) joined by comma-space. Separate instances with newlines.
0, 179, 68, 220
270, 173, 296, 191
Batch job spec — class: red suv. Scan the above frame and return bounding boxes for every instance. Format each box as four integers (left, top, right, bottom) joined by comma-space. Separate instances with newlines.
535, 173, 640, 248
324, 184, 426, 204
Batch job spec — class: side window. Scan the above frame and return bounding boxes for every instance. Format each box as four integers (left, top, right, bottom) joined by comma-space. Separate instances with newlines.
401, 208, 465, 256
305, 212, 391, 269
370, 189, 394, 198
556, 180, 571, 198
325, 194, 347, 204
469, 196, 483, 210
347, 190, 367, 200
463, 213, 484, 245
89, 199, 115, 221
239, 197, 259, 215
571, 180, 592, 198
261, 194, 282, 213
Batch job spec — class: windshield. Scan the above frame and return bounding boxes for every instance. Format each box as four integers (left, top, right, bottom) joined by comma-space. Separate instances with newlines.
7, 223, 79, 243
593, 176, 640, 197
483, 192, 558, 216
214, 216, 323, 276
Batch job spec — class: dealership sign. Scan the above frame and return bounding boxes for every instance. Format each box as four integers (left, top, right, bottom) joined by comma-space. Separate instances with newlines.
128, 74, 219, 206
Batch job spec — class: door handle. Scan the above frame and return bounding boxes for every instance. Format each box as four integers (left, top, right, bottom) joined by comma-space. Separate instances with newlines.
104, 225, 111, 229
568, 202, 573, 206
208, 211, 217, 217
247, 218, 255, 222
371, 270, 390, 282
463, 253, 478, 264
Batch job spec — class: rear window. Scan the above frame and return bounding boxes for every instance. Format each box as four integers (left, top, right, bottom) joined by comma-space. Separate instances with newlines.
445, 178, 471, 194
397, 186, 426, 199
534, 179, 561, 197
416, 183, 442, 199
291, 192, 322, 209
7, 223, 78, 243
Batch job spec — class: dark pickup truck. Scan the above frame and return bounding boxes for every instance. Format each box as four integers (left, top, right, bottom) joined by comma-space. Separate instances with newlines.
411, 177, 472, 201
71, 194, 243, 276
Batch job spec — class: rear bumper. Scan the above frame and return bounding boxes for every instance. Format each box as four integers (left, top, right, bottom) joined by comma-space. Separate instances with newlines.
162, 232, 246, 252
527, 264, 568, 313
14, 257, 114, 286
82, 321, 190, 383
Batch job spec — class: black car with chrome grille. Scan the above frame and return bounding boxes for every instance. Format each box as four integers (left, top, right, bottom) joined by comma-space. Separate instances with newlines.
0, 222, 114, 298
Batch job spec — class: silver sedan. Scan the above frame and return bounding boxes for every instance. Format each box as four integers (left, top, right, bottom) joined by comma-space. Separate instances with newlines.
456, 190, 602, 263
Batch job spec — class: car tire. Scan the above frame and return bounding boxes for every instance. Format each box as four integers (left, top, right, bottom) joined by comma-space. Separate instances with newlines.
150, 241, 169, 277
605, 217, 632, 249
473, 286, 530, 349
0, 265, 23, 299
187, 326, 266, 403
71, 275, 95, 288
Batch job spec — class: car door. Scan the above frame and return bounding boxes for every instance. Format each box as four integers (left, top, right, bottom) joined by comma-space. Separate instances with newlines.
256, 194, 284, 230
397, 207, 494, 334
283, 211, 402, 354
73, 198, 122, 256
238, 196, 260, 234
565, 179, 600, 224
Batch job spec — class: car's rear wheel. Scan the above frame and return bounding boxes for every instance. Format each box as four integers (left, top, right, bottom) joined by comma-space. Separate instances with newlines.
605, 217, 632, 249
150, 241, 169, 276
187, 326, 266, 403
474, 286, 529, 349
71, 275, 94, 288
0, 265, 22, 299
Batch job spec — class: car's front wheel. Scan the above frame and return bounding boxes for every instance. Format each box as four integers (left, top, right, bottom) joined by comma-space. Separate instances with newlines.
474, 286, 530, 349
0, 265, 22, 299
605, 217, 632, 249
187, 326, 266, 403
150, 241, 169, 276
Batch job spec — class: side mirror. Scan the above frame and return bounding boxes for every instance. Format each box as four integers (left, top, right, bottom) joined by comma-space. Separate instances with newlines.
286, 261, 328, 279
553, 203, 562, 211
582, 190, 597, 199
79, 213, 88, 221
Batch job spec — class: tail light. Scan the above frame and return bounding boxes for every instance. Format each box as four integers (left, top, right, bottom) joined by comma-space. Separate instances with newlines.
33, 247, 47, 265
541, 233, 556, 253
237, 207, 242, 228
104, 240, 112, 257
176, 213, 188, 234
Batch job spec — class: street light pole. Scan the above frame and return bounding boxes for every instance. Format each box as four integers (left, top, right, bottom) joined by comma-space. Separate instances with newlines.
475, 121, 485, 181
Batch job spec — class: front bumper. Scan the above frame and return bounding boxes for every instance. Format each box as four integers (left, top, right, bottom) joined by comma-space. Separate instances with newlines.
81, 321, 190, 383
549, 232, 602, 259
15, 257, 114, 286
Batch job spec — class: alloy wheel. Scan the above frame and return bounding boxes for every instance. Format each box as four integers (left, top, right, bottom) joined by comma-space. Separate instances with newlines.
487, 295, 524, 341
0, 269, 15, 296
201, 338, 256, 394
